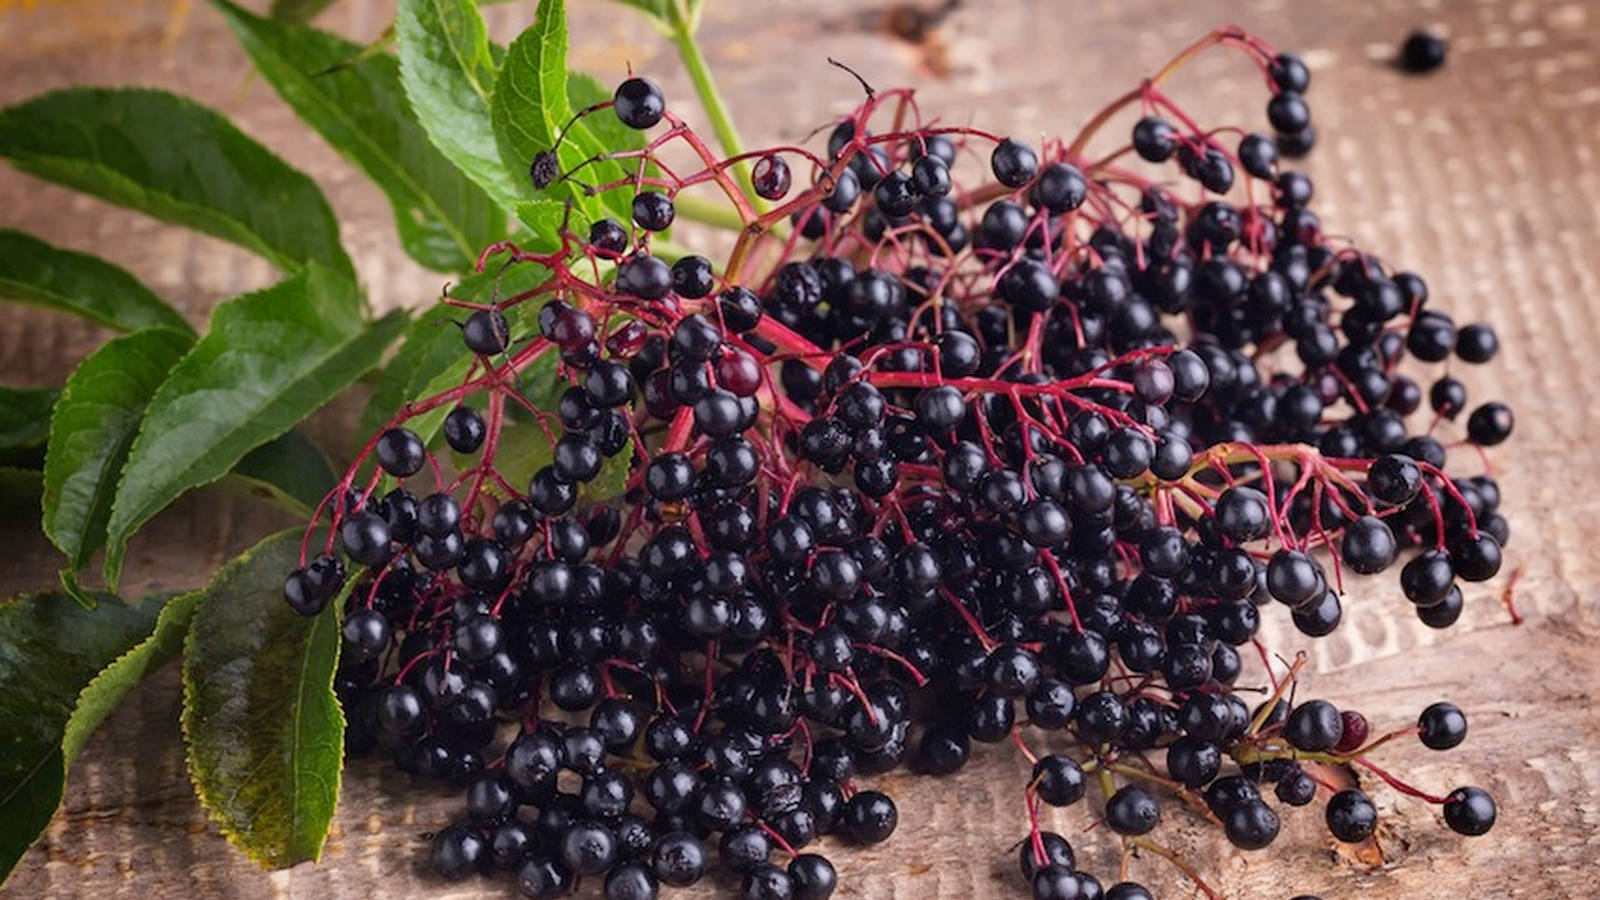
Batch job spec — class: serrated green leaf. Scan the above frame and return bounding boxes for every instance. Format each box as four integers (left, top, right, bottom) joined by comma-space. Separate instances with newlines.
491, 0, 633, 226
0, 591, 164, 881
395, 0, 525, 212
0, 88, 352, 281
0, 230, 192, 335
512, 197, 567, 250
182, 529, 343, 870
0, 386, 58, 454
63, 591, 200, 765
224, 429, 336, 519
42, 328, 194, 601
212, 0, 504, 273
102, 268, 405, 590
358, 262, 551, 446
269, 0, 337, 22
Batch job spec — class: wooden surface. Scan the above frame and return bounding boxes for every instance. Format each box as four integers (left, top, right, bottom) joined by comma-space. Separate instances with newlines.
3, 0, 1600, 896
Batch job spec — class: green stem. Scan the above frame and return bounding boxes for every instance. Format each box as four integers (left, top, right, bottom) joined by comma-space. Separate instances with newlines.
673, 192, 748, 232
666, 5, 769, 215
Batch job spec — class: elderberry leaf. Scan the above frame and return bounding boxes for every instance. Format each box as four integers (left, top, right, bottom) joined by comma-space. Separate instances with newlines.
102, 267, 406, 591
0, 591, 165, 882
181, 529, 344, 870
213, 0, 504, 273
267, 0, 336, 22
490, 0, 635, 225
0, 88, 353, 282
0, 230, 192, 335
223, 429, 338, 520
0, 386, 59, 460
512, 198, 567, 249
42, 327, 194, 605
395, 0, 525, 212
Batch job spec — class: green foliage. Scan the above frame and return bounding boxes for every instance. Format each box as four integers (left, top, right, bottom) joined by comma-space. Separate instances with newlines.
213, 0, 504, 272
102, 268, 404, 590
395, 0, 525, 211
0, 592, 165, 879
0, 230, 192, 335
0, 88, 353, 280
42, 327, 194, 604
0, 0, 719, 882
181, 529, 344, 869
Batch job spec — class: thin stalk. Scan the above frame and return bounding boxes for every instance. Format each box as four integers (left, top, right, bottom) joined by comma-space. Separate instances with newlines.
673, 191, 749, 232
666, 7, 769, 215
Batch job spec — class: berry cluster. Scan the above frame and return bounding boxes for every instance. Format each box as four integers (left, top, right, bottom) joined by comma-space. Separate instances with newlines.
283, 26, 1511, 899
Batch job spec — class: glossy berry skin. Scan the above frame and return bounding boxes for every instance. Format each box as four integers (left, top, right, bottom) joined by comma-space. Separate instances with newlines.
787, 854, 836, 900
1104, 786, 1159, 835
842, 791, 897, 844
1442, 786, 1496, 835
633, 191, 675, 231
1466, 402, 1514, 446
652, 832, 707, 887
1224, 800, 1281, 850
444, 406, 486, 453
1418, 701, 1468, 749
605, 862, 659, 900
1341, 516, 1397, 575
752, 154, 792, 200
1325, 789, 1378, 842
376, 428, 426, 476
1032, 864, 1079, 900
462, 308, 510, 355
1456, 323, 1499, 363
432, 824, 487, 879
1132, 117, 1178, 162
991, 138, 1038, 187
1032, 755, 1086, 806
614, 77, 665, 129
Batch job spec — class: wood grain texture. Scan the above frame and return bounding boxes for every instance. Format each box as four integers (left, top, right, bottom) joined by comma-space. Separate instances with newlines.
3, 0, 1599, 897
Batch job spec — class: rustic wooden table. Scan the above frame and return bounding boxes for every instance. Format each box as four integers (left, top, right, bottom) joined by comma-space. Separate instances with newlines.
3, 0, 1599, 896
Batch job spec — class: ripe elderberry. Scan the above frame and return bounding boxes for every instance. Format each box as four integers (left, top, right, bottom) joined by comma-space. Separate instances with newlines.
291, 33, 1514, 900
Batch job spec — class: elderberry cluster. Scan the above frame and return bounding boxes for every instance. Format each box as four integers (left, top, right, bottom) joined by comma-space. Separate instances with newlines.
283, 26, 1511, 899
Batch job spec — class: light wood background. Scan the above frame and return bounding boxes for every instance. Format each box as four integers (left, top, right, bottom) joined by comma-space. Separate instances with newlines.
2, 0, 1599, 896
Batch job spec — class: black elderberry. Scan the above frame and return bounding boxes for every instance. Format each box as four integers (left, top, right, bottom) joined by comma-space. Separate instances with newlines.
841, 790, 897, 844
991, 138, 1038, 187
1224, 800, 1281, 850
1325, 789, 1377, 842
1400, 30, 1448, 74
1105, 786, 1159, 835
1132, 117, 1179, 162
432, 823, 487, 879
1285, 699, 1343, 751
788, 854, 836, 900
1466, 402, 1513, 446
752, 153, 792, 200
1450, 531, 1502, 582
1341, 515, 1397, 574
1419, 701, 1468, 750
1455, 323, 1499, 363
1443, 786, 1495, 835
605, 862, 658, 900
614, 76, 665, 129
618, 254, 672, 300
